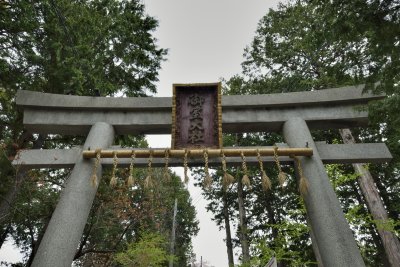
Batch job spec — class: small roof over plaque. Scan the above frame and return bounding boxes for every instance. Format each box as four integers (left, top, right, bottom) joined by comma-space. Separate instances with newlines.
171, 83, 222, 149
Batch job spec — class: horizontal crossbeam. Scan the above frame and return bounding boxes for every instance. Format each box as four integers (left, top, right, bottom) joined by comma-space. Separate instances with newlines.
22, 105, 368, 135
16, 85, 384, 135
82, 147, 313, 158
13, 143, 392, 169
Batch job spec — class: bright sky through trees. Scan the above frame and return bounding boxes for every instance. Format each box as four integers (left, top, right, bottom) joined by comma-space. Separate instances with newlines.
143, 1, 280, 265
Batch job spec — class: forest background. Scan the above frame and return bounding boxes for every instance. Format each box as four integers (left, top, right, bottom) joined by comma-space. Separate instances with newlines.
1, 0, 400, 266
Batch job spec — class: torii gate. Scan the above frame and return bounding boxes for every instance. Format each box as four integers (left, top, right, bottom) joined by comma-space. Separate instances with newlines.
13, 84, 391, 267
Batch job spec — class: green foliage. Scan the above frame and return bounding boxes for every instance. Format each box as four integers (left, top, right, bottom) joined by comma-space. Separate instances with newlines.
72, 168, 198, 266
0, 0, 167, 211
198, 0, 400, 266
0, 2, 199, 267
114, 232, 171, 267
0, 0, 167, 96
4, 169, 69, 263
193, 131, 316, 266
243, 219, 317, 267
238, 0, 400, 265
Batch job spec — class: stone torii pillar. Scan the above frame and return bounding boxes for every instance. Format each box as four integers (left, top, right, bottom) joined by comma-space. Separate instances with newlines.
283, 117, 365, 267
31, 122, 114, 267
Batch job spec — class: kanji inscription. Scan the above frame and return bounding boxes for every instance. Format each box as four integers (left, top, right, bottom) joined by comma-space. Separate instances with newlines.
172, 83, 222, 149
188, 93, 205, 144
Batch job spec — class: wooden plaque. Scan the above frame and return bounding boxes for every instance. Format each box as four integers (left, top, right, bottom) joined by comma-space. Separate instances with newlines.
172, 83, 222, 149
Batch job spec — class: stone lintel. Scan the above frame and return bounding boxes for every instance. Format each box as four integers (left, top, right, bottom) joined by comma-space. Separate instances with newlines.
13, 143, 392, 169
22, 104, 368, 135
16, 84, 383, 111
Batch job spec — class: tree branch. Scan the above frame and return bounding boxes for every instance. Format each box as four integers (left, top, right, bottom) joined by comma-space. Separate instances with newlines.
78, 248, 116, 257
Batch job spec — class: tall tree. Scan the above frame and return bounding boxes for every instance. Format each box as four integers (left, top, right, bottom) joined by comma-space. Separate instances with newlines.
340, 128, 400, 266
194, 0, 399, 265
0, 0, 167, 97
222, 190, 235, 267
240, 0, 400, 265
73, 168, 198, 266
0, 1, 202, 266
194, 127, 315, 266
0, 0, 167, 221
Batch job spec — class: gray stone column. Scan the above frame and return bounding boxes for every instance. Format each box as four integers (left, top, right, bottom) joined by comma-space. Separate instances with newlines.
282, 117, 365, 267
32, 122, 115, 267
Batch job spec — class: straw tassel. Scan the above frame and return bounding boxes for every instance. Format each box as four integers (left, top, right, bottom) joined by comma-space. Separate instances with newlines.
221, 151, 235, 190
90, 149, 102, 187
144, 175, 152, 188
127, 151, 136, 187
163, 149, 171, 181
127, 174, 134, 187
223, 173, 235, 188
144, 150, 153, 189
110, 151, 118, 187
203, 149, 212, 189
184, 149, 189, 184
261, 171, 272, 191
278, 172, 287, 187
257, 149, 271, 191
240, 151, 251, 188
274, 146, 287, 187
293, 155, 309, 195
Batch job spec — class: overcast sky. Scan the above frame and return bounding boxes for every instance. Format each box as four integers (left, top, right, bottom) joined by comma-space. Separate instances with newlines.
143, 1, 281, 266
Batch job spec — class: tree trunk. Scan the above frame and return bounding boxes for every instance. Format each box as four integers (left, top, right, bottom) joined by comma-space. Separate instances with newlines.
237, 173, 250, 263
0, 134, 46, 223
0, 224, 11, 249
0, 170, 27, 224
340, 128, 400, 267
350, 183, 390, 266
265, 198, 278, 241
27, 213, 52, 266
234, 133, 251, 263
373, 172, 399, 221
265, 196, 287, 267
222, 192, 235, 267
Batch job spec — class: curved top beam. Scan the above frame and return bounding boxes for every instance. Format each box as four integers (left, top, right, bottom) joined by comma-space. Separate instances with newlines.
16, 84, 384, 111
